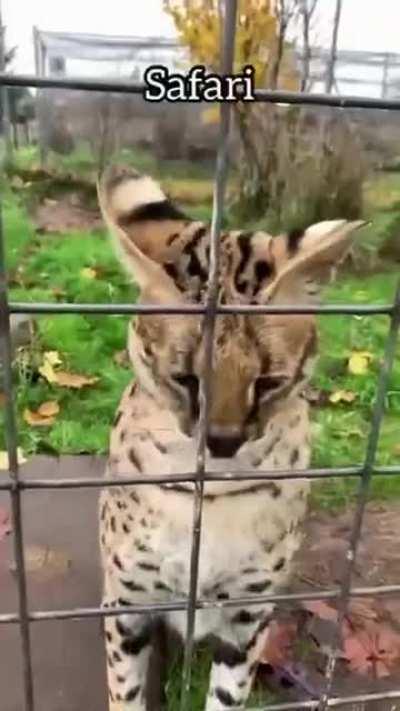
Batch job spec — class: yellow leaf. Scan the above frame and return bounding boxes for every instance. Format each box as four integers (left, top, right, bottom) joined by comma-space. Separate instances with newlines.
348, 351, 374, 375
38, 359, 58, 383
23, 408, 56, 427
44, 351, 62, 366
52, 371, 99, 389
201, 106, 220, 125
0, 448, 27, 470
80, 267, 97, 279
329, 390, 357, 404
37, 401, 60, 417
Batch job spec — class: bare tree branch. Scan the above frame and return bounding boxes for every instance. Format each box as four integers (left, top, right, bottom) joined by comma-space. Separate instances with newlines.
325, 0, 342, 93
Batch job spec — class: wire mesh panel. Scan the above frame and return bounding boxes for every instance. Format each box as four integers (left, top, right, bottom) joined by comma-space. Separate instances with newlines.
1, 2, 400, 710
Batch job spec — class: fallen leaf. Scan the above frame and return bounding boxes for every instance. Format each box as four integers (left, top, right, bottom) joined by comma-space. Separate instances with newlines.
343, 621, 400, 678
0, 448, 27, 470
80, 267, 97, 279
9, 544, 71, 579
348, 351, 374, 376
23, 408, 56, 427
44, 351, 62, 366
0, 506, 12, 541
53, 371, 98, 389
37, 401, 60, 417
329, 389, 356, 404
261, 620, 297, 666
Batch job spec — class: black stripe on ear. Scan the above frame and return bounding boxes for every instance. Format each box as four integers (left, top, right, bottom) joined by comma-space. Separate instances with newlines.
118, 200, 187, 227
287, 228, 304, 255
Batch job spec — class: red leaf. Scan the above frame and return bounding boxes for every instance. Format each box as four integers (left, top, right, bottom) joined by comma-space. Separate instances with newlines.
343, 621, 400, 678
261, 620, 297, 666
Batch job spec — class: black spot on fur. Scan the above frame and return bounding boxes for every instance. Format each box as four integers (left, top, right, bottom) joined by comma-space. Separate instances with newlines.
121, 627, 152, 656
128, 449, 142, 471
116, 674, 125, 684
245, 579, 271, 594
105, 631, 112, 642
118, 200, 187, 226
112, 650, 122, 663
183, 226, 208, 281
164, 261, 180, 283
214, 642, 246, 667
253, 260, 274, 296
113, 554, 123, 570
113, 411, 122, 427
121, 579, 146, 592
110, 516, 116, 533
217, 592, 230, 600
235, 232, 252, 293
167, 232, 180, 245
138, 561, 160, 572
120, 430, 126, 443
116, 618, 131, 637
135, 539, 151, 553
231, 609, 259, 625
122, 523, 130, 534
290, 448, 299, 465
154, 580, 172, 592
125, 685, 141, 702
215, 687, 236, 707
130, 491, 140, 504
287, 228, 304, 254
273, 557, 286, 572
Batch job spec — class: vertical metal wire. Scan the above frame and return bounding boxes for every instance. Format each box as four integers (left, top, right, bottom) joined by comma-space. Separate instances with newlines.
0, 213, 35, 707
179, 2, 238, 708
318, 279, 400, 711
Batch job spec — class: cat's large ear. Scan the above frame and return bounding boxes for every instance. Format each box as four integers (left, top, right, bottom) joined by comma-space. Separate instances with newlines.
97, 165, 188, 302
264, 220, 368, 303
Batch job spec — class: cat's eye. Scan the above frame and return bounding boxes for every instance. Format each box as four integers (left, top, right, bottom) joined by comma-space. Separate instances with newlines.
172, 374, 199, 389
254, 375, 286, 401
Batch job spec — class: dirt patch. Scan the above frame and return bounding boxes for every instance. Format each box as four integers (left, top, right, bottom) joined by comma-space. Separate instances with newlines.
296, 503, 400, 605
34, 194, 102, 233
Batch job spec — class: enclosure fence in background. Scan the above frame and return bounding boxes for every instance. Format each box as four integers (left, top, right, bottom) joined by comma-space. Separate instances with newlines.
1, 2, 400, 710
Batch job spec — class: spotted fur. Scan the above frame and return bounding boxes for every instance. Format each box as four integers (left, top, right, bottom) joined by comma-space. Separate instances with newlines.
97, 165, 365, 710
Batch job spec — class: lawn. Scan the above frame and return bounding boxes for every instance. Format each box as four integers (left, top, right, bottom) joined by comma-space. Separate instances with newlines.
1, 149, 400, 511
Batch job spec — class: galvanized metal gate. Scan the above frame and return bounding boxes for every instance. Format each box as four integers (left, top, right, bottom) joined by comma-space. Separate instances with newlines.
1, 2, 400, 709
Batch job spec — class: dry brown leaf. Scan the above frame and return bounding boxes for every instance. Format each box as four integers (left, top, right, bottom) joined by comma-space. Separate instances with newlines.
54, 371, 99, 389
343, 621, 400, 678
24, 408, 56, 427
37, 401, 60, 417
10, 544, 71, 578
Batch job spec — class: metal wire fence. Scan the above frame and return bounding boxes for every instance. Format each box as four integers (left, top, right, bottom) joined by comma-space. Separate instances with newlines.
1, 2, 400, 710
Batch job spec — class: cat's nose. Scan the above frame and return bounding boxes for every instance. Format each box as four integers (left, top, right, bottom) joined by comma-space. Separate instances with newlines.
207, 428, 244, 458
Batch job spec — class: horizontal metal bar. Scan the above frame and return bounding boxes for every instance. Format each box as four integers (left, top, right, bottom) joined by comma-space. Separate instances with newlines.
2, 583, 400, 625
9, 301, 394, 316
0, 465, 399, 492
3, 72, 400, 111
248, 690, 400, 711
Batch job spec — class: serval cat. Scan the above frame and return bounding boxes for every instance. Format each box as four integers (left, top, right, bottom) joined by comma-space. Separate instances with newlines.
97, 164, 365, 710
